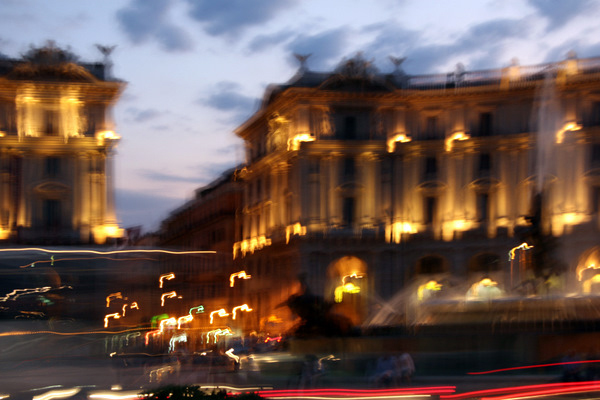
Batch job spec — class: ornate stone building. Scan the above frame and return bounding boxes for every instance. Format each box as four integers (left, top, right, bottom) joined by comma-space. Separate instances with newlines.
0, 44, 124, 244
233, 53, 600, 331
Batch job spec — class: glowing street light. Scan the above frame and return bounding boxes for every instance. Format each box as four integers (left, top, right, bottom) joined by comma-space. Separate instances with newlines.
161, 291, 177, 306
159, 273, 175, 288
230, 270, 251, 287
209, 308, 230, 324
232, 304, 253, 320
104, 313, 120, 328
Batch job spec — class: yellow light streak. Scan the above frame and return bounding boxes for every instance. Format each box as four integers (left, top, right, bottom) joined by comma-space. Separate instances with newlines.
121, 304, 127, 317
104, 313, 121, 328
0, 247, 216, 256
20, 256, 157, 269
508, 242, 534, 261
0, 326, 148, 337
417, 280, 442, 301
445, 131, 470, 152
159, 273, 175, 288
334, 282, 361, 303
130, 302, 139, 310
232, 304, 253, 320
230, 270, 251, 287
106, 292, 123, 308
387, 133, 412, 152
33, 388, 81, 400
177, 315, 193, 329
160, 291, 177, 306
210, 308, 230, 324
556, 122, 582, 144
1, 286, 53, 302
88, 391, 141, 400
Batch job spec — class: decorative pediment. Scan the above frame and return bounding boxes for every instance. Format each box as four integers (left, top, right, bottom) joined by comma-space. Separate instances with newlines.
417, 181, 447, 195
469, 177, 501, 192
34, 181, 70, 198
336, 182, 364, 194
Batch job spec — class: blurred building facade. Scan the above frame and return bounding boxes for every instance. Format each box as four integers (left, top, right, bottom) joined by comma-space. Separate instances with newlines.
158, 168, 246, 331
231, 53, 600, 330
0, 43, 124, 244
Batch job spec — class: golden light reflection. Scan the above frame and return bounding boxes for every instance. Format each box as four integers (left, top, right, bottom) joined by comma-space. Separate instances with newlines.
386, 221, 416, 243
509, 242, 534, 261
233, 235, 272, 258
387, 133, 412, 152
209, 308, 230, 324
582, 274, 600, 294
445, 131, 470, 152
578, 263, 600, 281
467, 278, 502, 300
232, 304, 253, 320
417, 280, 442, 301
230, 270, 251, 287
287, 133, 315, 151
96, 130, 120, 145
556, 122, 582, 144
285, 223, 307, 244
159, 273, 175, 288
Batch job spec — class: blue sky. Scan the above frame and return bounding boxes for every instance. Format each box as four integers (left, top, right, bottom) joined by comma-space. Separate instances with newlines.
1, 0, 600, 232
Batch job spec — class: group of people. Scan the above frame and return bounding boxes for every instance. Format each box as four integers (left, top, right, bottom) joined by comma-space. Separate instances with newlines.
373, 353, 415, 387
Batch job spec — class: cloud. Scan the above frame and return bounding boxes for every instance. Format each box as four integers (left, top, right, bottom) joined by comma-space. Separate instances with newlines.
115, 188, 184, 230
139, 169, 206, 184
247, 29, 296, 53
361, 18, 530, 74
116, 0, 193, 52
543, 39, 600, 63
202, 81, 255, 112
185, 0, 297, 38
285, 27, 350, 70
125, 107, 162, 123
528, 0, 593, 32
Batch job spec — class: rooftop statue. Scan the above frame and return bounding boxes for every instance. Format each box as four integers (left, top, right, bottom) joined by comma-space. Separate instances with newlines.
6, 41, 100, 82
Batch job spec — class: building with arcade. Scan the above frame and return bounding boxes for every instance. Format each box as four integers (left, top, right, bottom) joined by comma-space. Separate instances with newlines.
231, 52, 600, 331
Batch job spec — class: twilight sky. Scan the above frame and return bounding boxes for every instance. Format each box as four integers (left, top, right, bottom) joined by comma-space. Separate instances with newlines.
2, 0, 600, 232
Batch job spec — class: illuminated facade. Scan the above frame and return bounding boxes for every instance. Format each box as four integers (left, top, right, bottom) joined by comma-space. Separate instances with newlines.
0, 44, 124, 244
234, 53, 600, 330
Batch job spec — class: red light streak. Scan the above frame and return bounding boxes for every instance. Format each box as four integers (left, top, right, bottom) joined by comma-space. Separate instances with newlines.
440, 381, 600, 400
258, 387, 456, 398
264, 336, 282, 343
468, 359, 600, 375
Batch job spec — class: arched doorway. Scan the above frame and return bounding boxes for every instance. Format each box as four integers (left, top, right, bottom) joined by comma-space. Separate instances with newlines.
327, 256, 369, 325
415, 255, 448, 275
